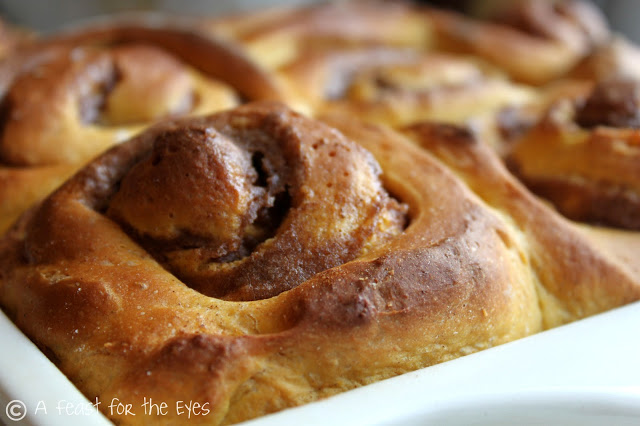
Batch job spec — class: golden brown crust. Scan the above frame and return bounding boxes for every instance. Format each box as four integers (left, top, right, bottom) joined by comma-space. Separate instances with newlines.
569, 36, 640, 81
0, 17, 286, 235
2, 4, 640, 426
204, 1, 431, 69
229, 0, 611, 150
105, 104, 407, 301
206, 0, 610, 87
2, 102, 639, 425
425, 0, 609, 85
47, 18, 284, 102
490, 0, 609, 53
0, 164, 76, 233
399, 120, 640, 323
507, 80, 640, 229
279, 45, 536, 152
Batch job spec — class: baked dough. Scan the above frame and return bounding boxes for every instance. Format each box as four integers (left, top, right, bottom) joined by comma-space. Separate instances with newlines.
1, 2, 639, 425
0, 18, 285, 234
1, 102, 639, 425
507, 78, 640, 229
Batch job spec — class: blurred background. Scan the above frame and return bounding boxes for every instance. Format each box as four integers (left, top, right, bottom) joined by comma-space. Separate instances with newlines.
0, 0, 639, 43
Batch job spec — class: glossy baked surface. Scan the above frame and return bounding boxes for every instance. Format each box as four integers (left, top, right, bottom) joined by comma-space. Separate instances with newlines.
1, 2, 640, 425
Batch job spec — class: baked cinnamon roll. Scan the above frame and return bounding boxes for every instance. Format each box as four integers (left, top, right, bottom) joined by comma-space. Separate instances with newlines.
506, 78, 640, 229
279, 45, 536, 152
490, 0, 608, 53
569, 36, 640, 82
0, 18, 284, 234
205, 1, 430, 69
211, 0, 610, 147
426, 0, 610, 84
399, 119, 640, 321
2, 102, 638, 425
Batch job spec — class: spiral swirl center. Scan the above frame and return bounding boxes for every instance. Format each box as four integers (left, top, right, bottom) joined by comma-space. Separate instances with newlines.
105, 104, 407, 301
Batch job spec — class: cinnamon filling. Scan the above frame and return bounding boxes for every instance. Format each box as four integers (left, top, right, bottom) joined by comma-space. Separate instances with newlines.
575, 78, 640, 128
105, 107, 407, 301
78, 61, 122, 125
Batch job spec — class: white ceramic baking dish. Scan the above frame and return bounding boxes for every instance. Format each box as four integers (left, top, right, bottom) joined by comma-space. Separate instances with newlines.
2, 301, 640, 425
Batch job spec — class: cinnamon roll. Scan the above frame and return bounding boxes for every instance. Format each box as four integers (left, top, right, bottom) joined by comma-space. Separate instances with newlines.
0, 17, 284, 234
2, 102, 639, 426
1, 2, 639, 425
426, 0, 610, 84
506, 78, 640, 229
569, 36, 640, 82
205, 1, 430, 69
399, 119, 640, 323
280, 45, 535, 141
490, 0, 609, 53
212, 0, 609, 148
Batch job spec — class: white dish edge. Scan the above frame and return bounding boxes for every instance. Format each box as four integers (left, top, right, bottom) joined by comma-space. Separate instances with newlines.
2, 301, 640, 425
